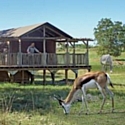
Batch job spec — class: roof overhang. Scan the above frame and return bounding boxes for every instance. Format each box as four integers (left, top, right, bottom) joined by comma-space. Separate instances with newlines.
0, 36, 94, 43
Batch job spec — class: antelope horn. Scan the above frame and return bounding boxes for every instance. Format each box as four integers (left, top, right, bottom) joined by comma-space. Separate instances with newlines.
54, 94, 64, 106
54, 94, 61, 100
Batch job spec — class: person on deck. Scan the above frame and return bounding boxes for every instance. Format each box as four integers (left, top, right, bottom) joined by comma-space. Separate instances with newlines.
27, 42, 41, 65
27, 43, 40, 54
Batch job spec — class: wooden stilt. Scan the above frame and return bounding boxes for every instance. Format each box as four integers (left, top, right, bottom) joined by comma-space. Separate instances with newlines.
65, 69, 68, 84
88, 67, 91, 72
71, 69, 78, 79
51, 72, 55, 85
10, 75, 14, 83
21, 70, 24, 84
43, 70, 46, 85
75, 72, 78, 78
49, 70, 58, 85
31, 74, 34, 84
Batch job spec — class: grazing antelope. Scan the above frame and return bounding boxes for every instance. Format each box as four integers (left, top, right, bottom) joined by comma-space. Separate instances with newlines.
54, 71, 114, 114
100, 54, 113, 73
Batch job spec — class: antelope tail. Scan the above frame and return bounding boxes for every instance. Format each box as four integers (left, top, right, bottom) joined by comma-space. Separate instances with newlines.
110, 81, 114, 88
106, 73, 114, 88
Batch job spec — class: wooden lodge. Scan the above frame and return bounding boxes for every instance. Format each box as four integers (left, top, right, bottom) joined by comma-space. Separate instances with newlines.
0, 22, 93, 84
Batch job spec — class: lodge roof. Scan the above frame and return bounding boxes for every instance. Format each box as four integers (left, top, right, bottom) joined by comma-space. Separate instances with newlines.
0, 22, 73, 38
0, 23, 42, 37
0, 22, 94, 42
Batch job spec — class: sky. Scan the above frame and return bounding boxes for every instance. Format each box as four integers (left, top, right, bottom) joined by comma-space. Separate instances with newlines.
0, 0, 125, 41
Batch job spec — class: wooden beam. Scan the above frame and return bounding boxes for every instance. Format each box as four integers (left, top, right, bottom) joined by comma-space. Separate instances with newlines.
71, 38, 94, 41
21, 36, 70, 41
0, 37, 19, 41
23, 26, 44, 36
45, 25, 65, 37
0, 37, 94, 43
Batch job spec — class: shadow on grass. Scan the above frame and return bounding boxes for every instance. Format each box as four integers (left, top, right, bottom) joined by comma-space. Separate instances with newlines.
0, 70, 75, 114
0, 82, 125, 115
35, 73, 64, 80
0, 83, 70, 115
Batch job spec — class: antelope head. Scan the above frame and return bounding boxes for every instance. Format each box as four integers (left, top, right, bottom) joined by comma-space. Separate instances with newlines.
54, 95, 71, 114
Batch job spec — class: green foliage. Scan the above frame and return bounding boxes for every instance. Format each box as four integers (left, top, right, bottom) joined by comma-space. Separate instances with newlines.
57, 43, 87, 53
94, 18, 125, 56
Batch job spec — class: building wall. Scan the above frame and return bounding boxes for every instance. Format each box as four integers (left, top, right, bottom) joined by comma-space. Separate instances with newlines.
10, 40, 19, 53
10, 40, 56, 53
46, 40, 55, 53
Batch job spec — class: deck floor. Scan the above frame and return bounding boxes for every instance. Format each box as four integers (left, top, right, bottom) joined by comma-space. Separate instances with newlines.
0, 65, 92, 84
0, 65, 92, 71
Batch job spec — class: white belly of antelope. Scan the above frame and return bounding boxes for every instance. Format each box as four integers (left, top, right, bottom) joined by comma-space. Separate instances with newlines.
83, 79, 97, 90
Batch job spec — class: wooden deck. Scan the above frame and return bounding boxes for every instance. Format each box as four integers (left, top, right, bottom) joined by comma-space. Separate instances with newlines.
0, 52, 90, 69
0, 53, 91, 84
0, 65, 91, 71
0, 22, 93, 84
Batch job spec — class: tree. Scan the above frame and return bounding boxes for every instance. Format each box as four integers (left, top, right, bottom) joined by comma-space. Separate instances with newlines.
94, 18, 125, 56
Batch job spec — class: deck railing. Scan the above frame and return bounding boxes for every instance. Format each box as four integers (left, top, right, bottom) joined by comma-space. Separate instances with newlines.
0, 53, 88, 66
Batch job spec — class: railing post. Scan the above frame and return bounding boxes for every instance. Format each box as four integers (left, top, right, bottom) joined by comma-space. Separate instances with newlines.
18, 39, 22, 65
86, 40, 89, 66
42, 53, 47, 65
73, 42, 76, 65
43, 26, 46, 66
7, 41, 10, 65
65, 41, 70, 65
20, 53, 22, 65
66, 52, 70, 65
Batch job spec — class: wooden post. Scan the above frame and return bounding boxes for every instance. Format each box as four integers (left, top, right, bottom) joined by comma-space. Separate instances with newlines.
65, 69, 68, 84
71, 69, 78, 79
8, 71, 18, 83
31, 74, 34, 84
10, 75, 14, 83
51, 72, 55, 85
65, 41, 70, 65
21, 70, 24, 84
18, 39, 22, 65
75, 72, 78, 78
84, 40, 91, 72
43, 26, 46, 53
43, 26, 46, 65
73, 42, 76, 65
7, 41, 10, 65
83, 40, 90, 71
43, 69, 46, 85
86, 40, 89, 66
49, 70, 58, 85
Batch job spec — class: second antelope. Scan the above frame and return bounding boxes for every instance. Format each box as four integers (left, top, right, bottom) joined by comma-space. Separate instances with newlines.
54, 71, 114, 114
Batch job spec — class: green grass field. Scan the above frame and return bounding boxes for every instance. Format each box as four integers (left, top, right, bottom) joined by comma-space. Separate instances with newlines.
0, 48, 125, 125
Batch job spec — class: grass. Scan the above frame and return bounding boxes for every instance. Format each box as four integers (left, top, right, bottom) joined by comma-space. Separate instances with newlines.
0, 48, 125, 125
0, 84, 125, 125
